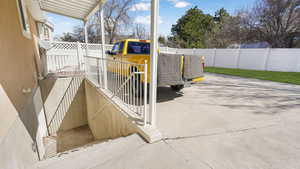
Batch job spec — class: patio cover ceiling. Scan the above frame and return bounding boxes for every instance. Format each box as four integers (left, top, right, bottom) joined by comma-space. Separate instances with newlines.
39, 0, 106, 21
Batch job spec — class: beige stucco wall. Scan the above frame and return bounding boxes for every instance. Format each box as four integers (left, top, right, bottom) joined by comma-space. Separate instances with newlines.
59, 81, 88, 131
84, 80, 137, 141
0, 0, 39, 113
0, 85, 38, 169
0, 0, 49, 158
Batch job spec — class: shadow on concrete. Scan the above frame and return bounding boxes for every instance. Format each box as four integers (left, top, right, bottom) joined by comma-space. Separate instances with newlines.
57, 125, 95, 153
195, 80, 300, 115
157, 86, 183, 103
39, 75, 57, 102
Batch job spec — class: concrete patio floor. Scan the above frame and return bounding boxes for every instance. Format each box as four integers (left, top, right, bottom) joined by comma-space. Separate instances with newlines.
93, 73, 300, 169
37, 73, 300, 169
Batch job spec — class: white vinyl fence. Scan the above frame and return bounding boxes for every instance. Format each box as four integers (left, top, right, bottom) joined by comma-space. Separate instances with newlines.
45, 41, 113, 74
161, 47, 300, 72
45, 41, 300, 73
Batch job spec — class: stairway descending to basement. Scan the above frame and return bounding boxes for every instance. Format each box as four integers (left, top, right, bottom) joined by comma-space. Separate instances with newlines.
47, 76, 84, 135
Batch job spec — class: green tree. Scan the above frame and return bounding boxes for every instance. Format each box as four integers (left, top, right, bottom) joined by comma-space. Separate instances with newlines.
210, 8, 234, 48
171, 6, 215, 48
158, 36, 166, 45
214, 8, 230, 24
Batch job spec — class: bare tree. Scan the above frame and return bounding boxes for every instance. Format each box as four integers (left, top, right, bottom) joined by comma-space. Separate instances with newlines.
68, 0, 134, 44
103, 0, 134, 43
241, 0, 300, 48
132, 24, 149, 39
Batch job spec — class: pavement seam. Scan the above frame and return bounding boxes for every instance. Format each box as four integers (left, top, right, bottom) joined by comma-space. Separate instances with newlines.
162, 139, 214, 169
86, 142, 147, 169
162, 123, 277, 141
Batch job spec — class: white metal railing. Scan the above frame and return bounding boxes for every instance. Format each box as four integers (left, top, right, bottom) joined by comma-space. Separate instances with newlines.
47, 77, 83, 134
85, 56, 148, 126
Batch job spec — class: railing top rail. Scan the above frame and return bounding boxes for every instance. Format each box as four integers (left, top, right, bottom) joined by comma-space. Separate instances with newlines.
50, 41, 78, 45
84, 55, 146, 66
50, 41, 114, 46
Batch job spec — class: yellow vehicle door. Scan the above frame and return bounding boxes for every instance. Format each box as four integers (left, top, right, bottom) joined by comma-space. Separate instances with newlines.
107, 41, 124, 74
122, 40, 150, 80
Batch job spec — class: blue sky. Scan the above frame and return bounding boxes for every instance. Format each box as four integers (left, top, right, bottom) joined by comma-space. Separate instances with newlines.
47, 0, 256, 37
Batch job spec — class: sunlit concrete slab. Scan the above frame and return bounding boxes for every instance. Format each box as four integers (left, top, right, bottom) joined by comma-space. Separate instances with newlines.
35, 134, 145, 169
165, 122, 300, 169
157, 73, 300, 138
91, 140, 210, 169
35, 74, 300, 169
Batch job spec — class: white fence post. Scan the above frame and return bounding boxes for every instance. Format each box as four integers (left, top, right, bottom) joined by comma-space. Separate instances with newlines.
298, 57, 300, 72
264, 48, 271, 71
236, 48, 241, 69
213, 48, 217, 67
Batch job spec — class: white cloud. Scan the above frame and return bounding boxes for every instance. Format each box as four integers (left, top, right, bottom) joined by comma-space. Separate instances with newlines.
134, 15, 163, 25
174, 1, 190, 8
130, 2, 151, 11
168, 0, 190, 8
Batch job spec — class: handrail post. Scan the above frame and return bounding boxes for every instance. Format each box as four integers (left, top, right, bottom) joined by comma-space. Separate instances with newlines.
143, 60, 148, 126
97, 58, 101, 86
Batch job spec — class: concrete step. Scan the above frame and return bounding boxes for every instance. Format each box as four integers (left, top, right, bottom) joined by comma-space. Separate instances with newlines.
34, 134, 145, 169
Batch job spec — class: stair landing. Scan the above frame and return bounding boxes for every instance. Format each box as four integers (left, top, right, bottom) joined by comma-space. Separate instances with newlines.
35, 134, 145, 169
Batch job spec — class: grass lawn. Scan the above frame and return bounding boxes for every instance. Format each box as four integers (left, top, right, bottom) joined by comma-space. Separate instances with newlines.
205, 67, 300, 85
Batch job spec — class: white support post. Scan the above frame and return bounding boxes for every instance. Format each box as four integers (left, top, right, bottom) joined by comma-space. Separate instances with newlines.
149, 0, 159, 127
84, 22, 89, 56
143, 60, 148, 126
77, 41, 83, 71
100, 8, 108, 89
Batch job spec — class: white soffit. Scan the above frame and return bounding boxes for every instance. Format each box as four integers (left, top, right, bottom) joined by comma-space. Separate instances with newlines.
26, 0, 47, 22
39, 0, 105, 21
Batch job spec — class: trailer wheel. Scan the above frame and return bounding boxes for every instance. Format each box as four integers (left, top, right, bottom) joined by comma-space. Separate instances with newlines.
170, 85, 184, 92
